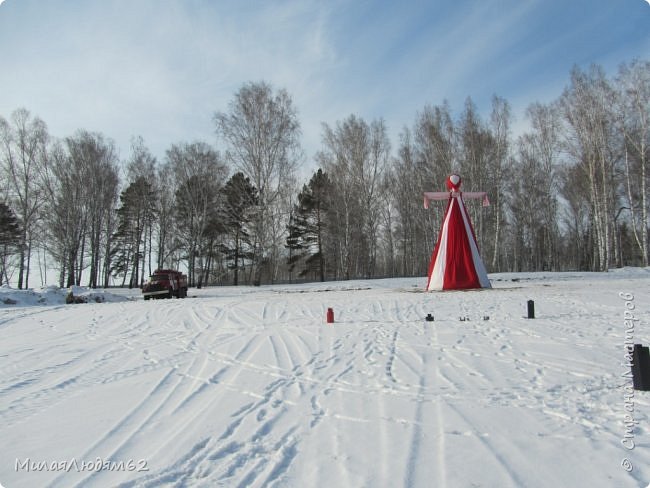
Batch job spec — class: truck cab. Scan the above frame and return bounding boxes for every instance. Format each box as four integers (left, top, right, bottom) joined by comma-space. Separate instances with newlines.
142, 269, 188, 300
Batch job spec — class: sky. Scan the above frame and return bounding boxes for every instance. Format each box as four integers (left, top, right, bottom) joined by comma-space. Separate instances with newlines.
0, 0, 648, 177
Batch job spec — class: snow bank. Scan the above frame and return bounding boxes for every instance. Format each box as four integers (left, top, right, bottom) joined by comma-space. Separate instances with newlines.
0, 285, 130, 308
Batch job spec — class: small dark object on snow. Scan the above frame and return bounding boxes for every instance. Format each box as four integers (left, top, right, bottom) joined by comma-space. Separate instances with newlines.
527, 300, 535, 319
326, 307, 334, 324
66, 291, 87, 304
483, 315, 490, 321
632, 344, 650, 391
425, 313, 434, 322
459, 316, 470, 322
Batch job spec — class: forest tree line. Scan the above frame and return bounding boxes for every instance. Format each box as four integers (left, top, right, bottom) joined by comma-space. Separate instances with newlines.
0, 59, 648, 289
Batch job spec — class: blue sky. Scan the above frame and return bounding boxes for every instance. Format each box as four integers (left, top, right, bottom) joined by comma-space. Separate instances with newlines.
0, 0, 648, 174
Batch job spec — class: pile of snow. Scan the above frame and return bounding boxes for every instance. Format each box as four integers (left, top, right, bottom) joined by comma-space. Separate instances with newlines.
1, 269, 649, 487
0, 285, 130, 308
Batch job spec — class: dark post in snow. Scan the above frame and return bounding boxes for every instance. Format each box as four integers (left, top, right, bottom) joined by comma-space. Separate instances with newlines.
527, 300, 535, 319
632, 344, 650, 391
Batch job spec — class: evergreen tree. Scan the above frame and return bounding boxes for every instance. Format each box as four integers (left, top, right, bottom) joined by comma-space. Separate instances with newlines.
286, 207, 306, 280
286, 169, 332, 282
220, 172, 257, 285
0, 202, 21, 285
110, 177, 157, 287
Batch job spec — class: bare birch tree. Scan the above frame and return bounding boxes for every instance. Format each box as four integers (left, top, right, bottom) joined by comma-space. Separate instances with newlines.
59, 131, 120, 286
457, 98, 496, 260
155, 161, 177, 269
40, 134, 115, 287
616, 59, 650, 266
317, 115, 390, 278
392, 127, 423, 276
126, 136, 157, 280
508, 101, 563, 271
214, 81, 301, 284
415, 102, 456, 181
166, 142, 228, 287
0, 108, 48, 288
414, 103, 456, 268
561, 65, 619, 271
488, 96, 511, 270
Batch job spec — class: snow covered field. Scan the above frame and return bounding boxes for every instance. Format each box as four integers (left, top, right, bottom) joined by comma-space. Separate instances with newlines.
1, 269, 650, 487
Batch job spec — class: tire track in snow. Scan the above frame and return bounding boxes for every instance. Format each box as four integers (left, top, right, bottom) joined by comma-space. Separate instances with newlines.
323, 325, 354, 488
404, 310, 446, 488
432, 320, 447, 488
0, 342, 126, 426
0, 303, 161, 408
118, 305, 316, 488
202, 322, 320, 485
202, 294, 442, 488
49, 364, 187, 488
0, 304, 68, 331
378, 298, 413, 485
112, 332, 271, 487
439, 397, 530, 487
85, 352, 211, 480
196, 380, 299, 483
4, 294, 308, 487
65, 299, 267, 487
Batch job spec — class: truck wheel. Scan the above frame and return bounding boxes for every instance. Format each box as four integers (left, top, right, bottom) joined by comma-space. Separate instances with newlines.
144, 295, 150, 301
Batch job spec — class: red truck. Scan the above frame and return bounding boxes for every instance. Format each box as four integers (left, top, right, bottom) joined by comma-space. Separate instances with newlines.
142, 269, 188, 300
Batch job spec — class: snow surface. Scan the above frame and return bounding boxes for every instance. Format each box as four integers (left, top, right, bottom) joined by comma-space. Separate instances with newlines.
1, 269, 650, 487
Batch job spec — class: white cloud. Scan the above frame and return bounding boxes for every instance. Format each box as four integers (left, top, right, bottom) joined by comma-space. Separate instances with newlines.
0, 0, 645, 171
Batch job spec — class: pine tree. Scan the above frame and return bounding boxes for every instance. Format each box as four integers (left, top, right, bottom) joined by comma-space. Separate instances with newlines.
0, 202, 21, 285
220, 172, 257, 285
286, 208, 306, 280
110, 177, 157, 287
286, 169, 332, 282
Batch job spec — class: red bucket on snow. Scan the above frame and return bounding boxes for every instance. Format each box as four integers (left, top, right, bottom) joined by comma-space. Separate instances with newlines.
326, 307, 334, 324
